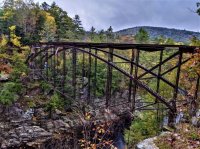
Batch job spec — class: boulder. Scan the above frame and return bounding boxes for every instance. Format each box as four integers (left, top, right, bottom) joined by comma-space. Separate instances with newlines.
192, 117, 200, 127
191, 109, 200, 127
28, 87, 42, 96
54, 120, 70, 129
5, 105, 24, 119
1, 126, 52, 148
136, 137, 159, 149
121, 90, 129, 99
34, 108, 46, 119
62, 116, 74, 127
22, 108, 34, 120
46, 121, 54, 131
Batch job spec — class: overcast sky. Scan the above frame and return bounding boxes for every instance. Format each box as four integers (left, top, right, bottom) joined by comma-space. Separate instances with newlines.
35, 0, 200, 32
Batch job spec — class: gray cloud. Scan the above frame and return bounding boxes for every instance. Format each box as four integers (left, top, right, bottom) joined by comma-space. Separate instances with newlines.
36, 0, 200, 32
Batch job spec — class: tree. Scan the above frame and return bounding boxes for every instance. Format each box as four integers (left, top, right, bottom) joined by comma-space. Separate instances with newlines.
154, 35, 166, 44
49, 2, 74, 41
89, 26, 96, 41
190, 36, 200, 46
165, 38, 175, 45
40, 12, 57, 42
0, 0, 44, 44
98, 29, 106, 42
135, 28, 149, 44
73, 14, 84, 40
197, 2, 200, 15
0, 0, 85, 42
106, 26, 114, 42
0, 0, 15, 35
41, 2, 50, 11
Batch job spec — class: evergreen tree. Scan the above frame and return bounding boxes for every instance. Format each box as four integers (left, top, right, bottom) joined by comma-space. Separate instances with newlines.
49, 2, 74, 41
135, 28, 149, 44
0, 0, 44, 43
190, 36, 200, 46
197, 2, 200, 15
89, 26, 96, 41
98, 29, 106, 42
106, 26, 114, 42
165, 38, 175, 45
41, 2, 50, 11
154, 35, 166, 44
73, 14, 84, 40
40, 12, 57, 42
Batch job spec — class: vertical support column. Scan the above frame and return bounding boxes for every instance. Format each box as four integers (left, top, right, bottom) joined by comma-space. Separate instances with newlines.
106, 48, 113, 107
40, 48, 43, 72
56, 49, 59, 74
173, 50, 183, 111
195, 75, 200, 100
94, 49, 98, 98
156, 50, 163, 130
169, 49, 183, 126
82, 51, 85, 89
132, 49, 140, 112
87, 48, 92, 104
72, 48, 77, 100
156, 50, 163, 100
194, 75, 200, 114
53, 47, 56, 88
39, 48, 43, 69
62, 49, 66, 94
128, 49, 135, 102
45, 49, 49, 81
50, 48, 53, 81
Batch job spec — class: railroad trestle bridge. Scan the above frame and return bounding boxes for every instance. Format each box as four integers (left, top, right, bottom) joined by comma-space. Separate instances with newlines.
27, 42, 199, 124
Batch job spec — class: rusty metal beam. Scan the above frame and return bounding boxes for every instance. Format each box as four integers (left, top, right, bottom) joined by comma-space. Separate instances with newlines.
67, 46, 175, 112
72, 48, 77, 99
92, 47, 188, 95
33, 42, 197, 52
106, 48, 113, 107
138, 51, 180, 79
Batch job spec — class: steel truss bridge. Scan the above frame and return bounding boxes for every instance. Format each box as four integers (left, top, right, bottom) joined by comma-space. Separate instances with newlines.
27, 42, 199, 123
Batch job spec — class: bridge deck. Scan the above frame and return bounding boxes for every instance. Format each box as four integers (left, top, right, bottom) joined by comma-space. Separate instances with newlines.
32, 42, 198, 52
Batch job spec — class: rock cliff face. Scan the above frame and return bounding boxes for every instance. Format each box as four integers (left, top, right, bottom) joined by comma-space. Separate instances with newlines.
0, 98, 131, 149
0, 103, 74, 149
116, 26, 200, 42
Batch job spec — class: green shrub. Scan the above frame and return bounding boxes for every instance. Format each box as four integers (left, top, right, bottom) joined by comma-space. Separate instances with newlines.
10, 61, 28, 81
46, 93, 64, 111
125, 111, 159, 147
40, 81, 51, 93
0, 82, 22, 105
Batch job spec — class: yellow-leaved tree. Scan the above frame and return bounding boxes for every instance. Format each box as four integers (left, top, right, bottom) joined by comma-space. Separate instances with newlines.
0, 25, 30, 78
9, 25, 21, 47
0, 25, 29, 107
40, 12, 57, 42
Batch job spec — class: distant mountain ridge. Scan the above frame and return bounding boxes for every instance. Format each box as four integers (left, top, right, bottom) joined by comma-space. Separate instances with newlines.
116, 26, 200, 43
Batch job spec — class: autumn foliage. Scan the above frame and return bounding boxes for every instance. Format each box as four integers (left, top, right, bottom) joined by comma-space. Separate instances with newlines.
0, 64, 12, 74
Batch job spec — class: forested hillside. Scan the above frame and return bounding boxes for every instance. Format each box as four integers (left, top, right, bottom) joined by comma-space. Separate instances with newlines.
0, 0, 116, 44
0, 0, 85, 44
116, 26, 200, 43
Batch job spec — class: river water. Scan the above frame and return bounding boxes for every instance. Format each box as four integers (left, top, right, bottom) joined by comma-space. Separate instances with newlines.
113, 132, 126, 149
